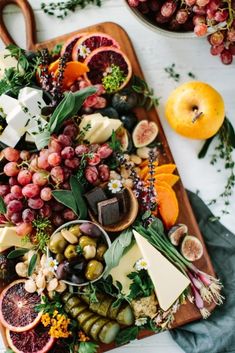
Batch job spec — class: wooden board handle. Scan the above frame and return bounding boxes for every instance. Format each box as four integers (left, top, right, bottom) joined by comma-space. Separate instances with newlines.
0, 0, 36, 50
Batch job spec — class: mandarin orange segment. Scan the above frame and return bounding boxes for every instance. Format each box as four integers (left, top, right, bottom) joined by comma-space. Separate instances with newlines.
139, 161, 158, 179
48, 59, 59, 73
55, 61, 89, 88
155, 173, 180, 187
154, 164, 176, 174
155, 185, 179, 228
154, 180, 172, 190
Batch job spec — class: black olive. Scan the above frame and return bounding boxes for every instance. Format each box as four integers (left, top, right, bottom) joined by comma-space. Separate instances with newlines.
72, 259, 87, 273
120, 113, 138, 131
70, 274, 86, 284
56, 261, 71, 280
112, 92, 138, 113
95, 107, 119, 119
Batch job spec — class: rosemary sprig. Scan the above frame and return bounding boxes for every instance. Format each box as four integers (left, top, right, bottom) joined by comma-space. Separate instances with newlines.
198, 117, 235, 217
164, 63, 180, 82
41, 0, 103, 19
131, 75, 160, 110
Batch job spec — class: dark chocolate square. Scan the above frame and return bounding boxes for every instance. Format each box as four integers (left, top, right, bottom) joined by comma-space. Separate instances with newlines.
84, 187, 107, 215
116, 189, 129, 214
98, 197, 120, 226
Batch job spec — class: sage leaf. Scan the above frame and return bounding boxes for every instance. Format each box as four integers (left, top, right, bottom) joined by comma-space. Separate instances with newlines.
28, 253, 38, 276
70, 175, 87, 219
149, 218, 164, 236
104, 229, 133, 273
115, 326, 139, 346
34, 129, 51, 150
0, 195, 6, 214
7, 248, 29, 259
52, 190, 78, 215
198, 136, 215, 159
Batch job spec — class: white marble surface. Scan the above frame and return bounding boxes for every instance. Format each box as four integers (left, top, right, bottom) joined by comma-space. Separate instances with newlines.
0, 1, 235, 352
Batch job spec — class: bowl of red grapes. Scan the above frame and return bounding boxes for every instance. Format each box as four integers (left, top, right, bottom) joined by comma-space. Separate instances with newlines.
126, 0, 235, 64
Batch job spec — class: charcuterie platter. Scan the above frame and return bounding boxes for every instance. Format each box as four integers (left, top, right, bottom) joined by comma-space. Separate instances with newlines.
0, 1, 222, 353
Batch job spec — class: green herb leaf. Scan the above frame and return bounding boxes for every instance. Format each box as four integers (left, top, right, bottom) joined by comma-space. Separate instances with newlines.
198, 135, 215, 159
5, 349, 15, 353
7, 248, 29, 259
33, 129, 51, 151
28, 253, 38, 276
78, 342, 99, 353
52, 190, 78, 215
128, 270, 154, 300
115, 326, 139, 346
70, 175, 87, 219
0, 195, 6, 214
149, 218, 164, 236
104, 229, 133, 273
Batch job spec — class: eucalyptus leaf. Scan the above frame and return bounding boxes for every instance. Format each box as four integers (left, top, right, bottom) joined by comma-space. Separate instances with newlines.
104, 229, 133, 273
7, 248, 29, 259
0, 195, 6, 214
28, 253, 38, 276
52, 190, 78, 215
69, 175, 87, 219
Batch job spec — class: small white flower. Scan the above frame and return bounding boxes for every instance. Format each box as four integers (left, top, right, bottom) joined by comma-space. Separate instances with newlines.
108, 179, 123, 193
135, 317, 148, 327
78, 44, 91, 59
45, 257, 58, 272
135, 258, 148, 271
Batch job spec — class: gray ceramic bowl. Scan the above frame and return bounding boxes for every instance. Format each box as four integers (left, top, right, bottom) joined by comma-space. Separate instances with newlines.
48, 219, 111, 287
124, 0, 196, 39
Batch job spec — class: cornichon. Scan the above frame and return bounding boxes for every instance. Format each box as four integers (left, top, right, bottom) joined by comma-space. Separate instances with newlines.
90, 318, 109, 341
99, 321, 121, 345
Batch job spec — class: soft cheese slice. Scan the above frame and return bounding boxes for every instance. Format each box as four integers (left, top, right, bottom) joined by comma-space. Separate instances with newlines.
0, 227, 32, 248
0, 125, 23, 147
109, 243, 142, 294
79, 114, 105, 141
0, 94, 18, 115
133, 230, 190, 311
89, 118, 122, 144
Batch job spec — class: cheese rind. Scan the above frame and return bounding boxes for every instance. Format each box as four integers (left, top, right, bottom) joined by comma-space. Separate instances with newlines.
133, 230, 190, 311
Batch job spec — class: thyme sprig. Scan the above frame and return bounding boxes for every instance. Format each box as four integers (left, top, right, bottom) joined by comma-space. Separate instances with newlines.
198, 117, 235, 217
41, 0, 102, 19
131, 75, 160, 110
164, 63, 180, 82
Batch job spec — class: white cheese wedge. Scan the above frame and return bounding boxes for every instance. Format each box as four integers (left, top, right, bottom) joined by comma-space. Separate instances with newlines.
0, 50, 24, 80
109, 243, 142, 294
19, 90, 45, 116
133, 230, 190, 311
0, 227, 32, 249
0, 94, 18, 115
0, 125, 23, 147
90, 118, 122, 144
6, 104, 31, 132
18, 87, 43, 101
79, 114, 105, 141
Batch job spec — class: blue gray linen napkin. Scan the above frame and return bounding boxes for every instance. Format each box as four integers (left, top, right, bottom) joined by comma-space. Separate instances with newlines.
170, 190, 235, 353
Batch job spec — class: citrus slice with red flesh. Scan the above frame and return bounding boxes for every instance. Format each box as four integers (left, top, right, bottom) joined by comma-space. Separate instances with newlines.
6, 325, 55, 353
72, 32, 120, 62
84, 46, 132, 91
61, 32, 88, 58
0, 280, 42, 332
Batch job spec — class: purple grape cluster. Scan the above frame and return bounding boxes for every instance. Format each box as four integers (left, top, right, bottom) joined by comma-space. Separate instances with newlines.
128, 0, 235, 64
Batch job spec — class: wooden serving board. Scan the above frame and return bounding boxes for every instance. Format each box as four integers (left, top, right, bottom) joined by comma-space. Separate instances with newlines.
0, 1, 216, 352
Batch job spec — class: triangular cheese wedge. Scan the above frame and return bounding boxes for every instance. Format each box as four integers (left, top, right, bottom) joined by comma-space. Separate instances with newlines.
133, 230, 190, 311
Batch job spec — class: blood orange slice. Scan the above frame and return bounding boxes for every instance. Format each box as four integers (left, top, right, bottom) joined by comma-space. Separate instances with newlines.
72, 32, 120, 62
84, 47, 132, 92
0, 279, 42, 332
6, 325, 55, 353
60, 32, 88, 59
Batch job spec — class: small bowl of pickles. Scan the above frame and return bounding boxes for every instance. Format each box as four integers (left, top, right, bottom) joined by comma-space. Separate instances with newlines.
48, 220, 111, 287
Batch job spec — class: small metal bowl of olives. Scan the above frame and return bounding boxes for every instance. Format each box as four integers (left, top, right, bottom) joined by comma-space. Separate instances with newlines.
48, 220, 111, 287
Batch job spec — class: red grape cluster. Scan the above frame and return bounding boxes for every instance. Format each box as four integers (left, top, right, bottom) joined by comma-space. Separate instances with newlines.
0, 123, 113, 235
128, 0, 235, 64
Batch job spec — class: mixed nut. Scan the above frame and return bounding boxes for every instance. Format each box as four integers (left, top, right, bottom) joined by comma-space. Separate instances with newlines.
49, 221, 109, 285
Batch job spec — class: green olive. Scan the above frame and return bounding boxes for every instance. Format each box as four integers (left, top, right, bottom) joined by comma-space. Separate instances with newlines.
79, 236, 97, 249
64, 245, 78, 261
49, 232, 68, 254
96, 244, 108, 261
69, 225, 81, 237
85, 260, 104, 281
55, 253, 65, 263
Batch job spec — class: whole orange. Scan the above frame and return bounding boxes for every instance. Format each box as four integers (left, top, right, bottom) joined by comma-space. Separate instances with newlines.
165, 81, 225, 139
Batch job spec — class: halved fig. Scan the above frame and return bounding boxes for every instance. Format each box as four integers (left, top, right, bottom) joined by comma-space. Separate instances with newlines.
168, 223, 188, 246
61, 32, 88, 59
72, 32, 120, 62
132, 120, 159, 148
181, 235, 203, 262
